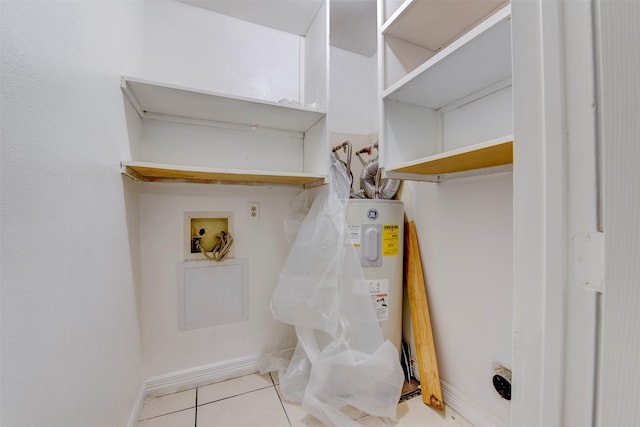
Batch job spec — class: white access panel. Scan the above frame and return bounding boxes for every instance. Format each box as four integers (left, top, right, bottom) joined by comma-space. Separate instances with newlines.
178, 259, 249, 330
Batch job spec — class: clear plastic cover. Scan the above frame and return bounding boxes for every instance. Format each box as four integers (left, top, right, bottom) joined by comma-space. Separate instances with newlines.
263, 157, 404, 426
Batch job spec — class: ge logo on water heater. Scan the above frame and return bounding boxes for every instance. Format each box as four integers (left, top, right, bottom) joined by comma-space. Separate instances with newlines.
367, 208, 378, 221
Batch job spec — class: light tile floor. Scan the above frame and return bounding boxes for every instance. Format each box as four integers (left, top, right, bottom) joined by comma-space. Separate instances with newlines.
137, 373, 473, 427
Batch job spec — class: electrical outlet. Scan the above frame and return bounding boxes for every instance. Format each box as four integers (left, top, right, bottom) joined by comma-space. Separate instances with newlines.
248, 202, 260, 220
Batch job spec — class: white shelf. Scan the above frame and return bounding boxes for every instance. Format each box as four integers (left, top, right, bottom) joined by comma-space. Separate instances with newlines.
382, 5, 511, 109
120, 77, 329, 187
385, 136, 513, 181
121, 77, 326, 136
382, 0, 509, 52
122, 161, 326, 188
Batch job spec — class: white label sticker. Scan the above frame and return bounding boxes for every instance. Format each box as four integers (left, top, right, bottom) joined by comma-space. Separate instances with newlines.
366, 279, 389, 321
348, 224, 361, 246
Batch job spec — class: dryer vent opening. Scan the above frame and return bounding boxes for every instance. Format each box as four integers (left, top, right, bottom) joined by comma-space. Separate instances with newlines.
492, 364, 512, 401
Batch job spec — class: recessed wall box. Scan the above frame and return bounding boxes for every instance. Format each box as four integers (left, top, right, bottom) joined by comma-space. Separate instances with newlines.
184, 211, 234, 260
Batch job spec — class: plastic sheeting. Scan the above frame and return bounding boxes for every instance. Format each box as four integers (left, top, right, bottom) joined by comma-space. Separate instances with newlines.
261, 157, 404, 427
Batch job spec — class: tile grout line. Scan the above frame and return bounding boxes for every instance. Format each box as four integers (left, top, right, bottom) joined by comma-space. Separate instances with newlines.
197, 384, 276, 408
146, 387, 197, 399
138, 388, 198, 422
138, 407, 195, 422
194, 387, 198, 427
271, 373, 293, 427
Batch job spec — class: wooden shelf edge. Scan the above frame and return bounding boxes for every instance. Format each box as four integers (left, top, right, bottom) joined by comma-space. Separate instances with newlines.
386, 136, 513, 178
121, 161, 326, 188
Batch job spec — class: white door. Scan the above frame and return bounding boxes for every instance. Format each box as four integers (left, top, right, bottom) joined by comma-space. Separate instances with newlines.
512, 0, 603, 425
594, 1, 640, 424
513, 0, 640, 425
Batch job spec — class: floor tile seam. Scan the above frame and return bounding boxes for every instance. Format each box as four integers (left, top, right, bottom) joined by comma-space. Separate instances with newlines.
146, 387, 197, 399
196, 384, 276, 407
138, 406, 195, 422
194, 387, 199, 427
272, 381, 293, 427
197, 373, 271, 390
268, 372, 280, 386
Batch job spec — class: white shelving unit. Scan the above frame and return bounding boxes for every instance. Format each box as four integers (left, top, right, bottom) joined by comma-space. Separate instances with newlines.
122, 77, 326, 137
121, 77, 328, 188
120, 2, 330, 188
381, 0, 508, 53
120, 77, 328, 187
379, 1, 513, 181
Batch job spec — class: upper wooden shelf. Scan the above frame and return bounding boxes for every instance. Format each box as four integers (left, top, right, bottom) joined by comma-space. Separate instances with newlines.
382, 0, 509, 52
385, 136, 513, 181
121, 77, 326, 135
382, 4, 512, 109
122, 161, 326, 188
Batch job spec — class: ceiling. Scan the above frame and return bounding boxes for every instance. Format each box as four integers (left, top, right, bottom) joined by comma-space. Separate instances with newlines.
178, 0, 378, 57
331, 0, 377, 56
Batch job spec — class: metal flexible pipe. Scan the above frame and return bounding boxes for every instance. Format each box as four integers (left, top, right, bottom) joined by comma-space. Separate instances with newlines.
360, 157, 400, 199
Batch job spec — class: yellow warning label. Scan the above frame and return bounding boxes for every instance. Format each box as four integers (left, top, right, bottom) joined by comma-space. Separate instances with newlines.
382, 224, 399, 256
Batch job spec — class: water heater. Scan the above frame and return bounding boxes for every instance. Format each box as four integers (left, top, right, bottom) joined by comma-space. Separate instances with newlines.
346, 200, 404, 356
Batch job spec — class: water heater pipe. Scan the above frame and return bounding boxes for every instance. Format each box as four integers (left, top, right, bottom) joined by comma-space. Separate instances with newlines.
360, 158, 400, 199
332, 141, 353, 191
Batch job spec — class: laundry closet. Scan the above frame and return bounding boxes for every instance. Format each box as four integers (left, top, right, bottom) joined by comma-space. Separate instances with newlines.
118, 1, 514, 424
2, 1, 639, 426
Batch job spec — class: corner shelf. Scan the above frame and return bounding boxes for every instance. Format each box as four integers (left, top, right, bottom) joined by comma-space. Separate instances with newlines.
120, 77, 328, 187
121, 77, 325, 135
380, 3, 513, 180
122, 161, 326, 188
382, 4, 512, 109
382, 0, 509, 53
384, 136, 513, 182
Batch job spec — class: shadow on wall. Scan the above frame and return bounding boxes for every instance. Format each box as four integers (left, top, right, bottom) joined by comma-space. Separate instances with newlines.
122, 173, 143, 342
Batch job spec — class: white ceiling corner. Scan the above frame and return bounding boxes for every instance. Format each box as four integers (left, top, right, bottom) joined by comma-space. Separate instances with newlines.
178, 0, 324, 36
178, 0, 378, 57
330, 0, 377, 57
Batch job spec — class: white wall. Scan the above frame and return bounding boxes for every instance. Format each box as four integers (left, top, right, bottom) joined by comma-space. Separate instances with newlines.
143, 0, 301, 103
403, 173, 513, 426
132, 1, 313, 176
328, 47, 378, 194
330, 47, 378, 134
0, 1, 144, 426
139, 183, 299, 378
136, 2, 305, 379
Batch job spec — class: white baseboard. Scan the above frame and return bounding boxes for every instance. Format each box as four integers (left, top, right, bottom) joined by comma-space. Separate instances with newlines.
440, 380, 508, 427
131, 354, 507, 426
126, 384, 146, 427
144, 355, 260, 397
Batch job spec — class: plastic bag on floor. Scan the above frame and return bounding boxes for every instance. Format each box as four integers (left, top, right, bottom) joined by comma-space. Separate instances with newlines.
266, 157, 404, 427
